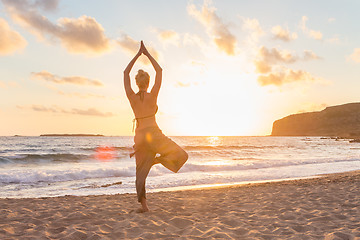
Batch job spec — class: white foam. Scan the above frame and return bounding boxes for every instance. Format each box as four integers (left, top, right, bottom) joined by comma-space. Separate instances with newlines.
0, 164, 136, 184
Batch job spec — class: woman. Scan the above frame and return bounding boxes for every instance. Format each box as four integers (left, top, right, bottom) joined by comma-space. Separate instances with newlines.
124, 41, 188, 212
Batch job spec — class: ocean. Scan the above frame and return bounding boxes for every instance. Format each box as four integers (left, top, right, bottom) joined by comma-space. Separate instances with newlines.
0, 136, 359, 198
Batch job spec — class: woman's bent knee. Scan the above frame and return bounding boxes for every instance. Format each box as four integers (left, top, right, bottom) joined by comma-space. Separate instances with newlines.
183, 150, 188, 161
177, 149, 188, 161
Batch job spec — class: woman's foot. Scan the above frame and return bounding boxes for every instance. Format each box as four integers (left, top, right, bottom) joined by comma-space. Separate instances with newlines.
140, 198, 149, 212
136, 207, 148, 213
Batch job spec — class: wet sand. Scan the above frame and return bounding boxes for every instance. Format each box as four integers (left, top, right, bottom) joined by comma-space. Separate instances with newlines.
1, 171, 359, 239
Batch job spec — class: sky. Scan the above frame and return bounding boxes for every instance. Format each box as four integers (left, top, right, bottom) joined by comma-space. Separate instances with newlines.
1, 0, 360, 136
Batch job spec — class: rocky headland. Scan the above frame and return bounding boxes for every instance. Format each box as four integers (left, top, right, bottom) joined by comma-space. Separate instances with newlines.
271, 102, 360, 138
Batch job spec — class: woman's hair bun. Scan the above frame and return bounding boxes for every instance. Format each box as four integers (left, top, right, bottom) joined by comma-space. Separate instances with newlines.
135, 69, 150, 89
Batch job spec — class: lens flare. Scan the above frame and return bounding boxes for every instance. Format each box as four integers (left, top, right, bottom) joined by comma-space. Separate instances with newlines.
146, 132, 152, 143
94, 145, 116, 162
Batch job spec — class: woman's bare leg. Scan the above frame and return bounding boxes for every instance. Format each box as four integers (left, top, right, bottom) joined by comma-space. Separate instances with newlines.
135, 148, 155, 212
140, 197, 149, 212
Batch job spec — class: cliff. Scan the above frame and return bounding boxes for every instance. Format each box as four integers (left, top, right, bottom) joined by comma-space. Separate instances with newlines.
271, 102, 360, 137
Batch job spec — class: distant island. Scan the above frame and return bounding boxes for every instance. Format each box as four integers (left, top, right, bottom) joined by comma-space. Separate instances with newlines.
272, 102, 360, 137
40, 134, 105, 137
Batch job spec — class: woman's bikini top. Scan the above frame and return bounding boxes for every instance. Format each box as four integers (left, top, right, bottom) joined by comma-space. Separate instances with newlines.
132, 91, 158, 132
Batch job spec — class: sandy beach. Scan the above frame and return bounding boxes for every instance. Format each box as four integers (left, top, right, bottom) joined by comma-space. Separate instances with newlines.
1, 171, 359, 240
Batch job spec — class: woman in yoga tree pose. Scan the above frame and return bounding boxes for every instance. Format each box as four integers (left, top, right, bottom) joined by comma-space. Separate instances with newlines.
124, 41, 188, 212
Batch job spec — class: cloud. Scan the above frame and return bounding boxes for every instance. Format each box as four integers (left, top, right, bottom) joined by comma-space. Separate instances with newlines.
257, 68, 319, 86
116, 34, 138, 54
0, 18, 27, 55
156, 29, 180, 46
242, 18, 264, 43
19, 0, 60, 11
31, 71, 103, 86
326, 36, 340, 44
55, 16, 111, 54
254, 60, 272, 74
117, 34, 160, 64
18, 104, 114, 117
308, 30, 322, 40
254, 46, 296, 74
328, 18, 336, 23
2, 0, 59, 12
271, 25, 297, 42
349, 48, 360, 63
303, 50, 321, 60
187, 0, 237, 55
176, 81, 192, 87
297, 103, 328, 113
254, 46, 320, 74
257, 46, 298, 65
254, 46, 322, 86
70, 108, 114, 117
300, 16, 323, 40
2, 0, 111, 55
0, 80, 19, 89
183, 33, 207, 50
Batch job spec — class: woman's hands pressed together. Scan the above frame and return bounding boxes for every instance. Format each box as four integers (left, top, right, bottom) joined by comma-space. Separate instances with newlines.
139, 40, 149, 56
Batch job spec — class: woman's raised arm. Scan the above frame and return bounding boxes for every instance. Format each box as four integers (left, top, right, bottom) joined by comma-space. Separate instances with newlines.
124, 45, 142, 99
141, 41, 162, 96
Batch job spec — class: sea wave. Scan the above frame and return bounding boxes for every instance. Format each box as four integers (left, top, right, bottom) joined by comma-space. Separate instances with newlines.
0, 166, 136, 184
81, 146, 134, 151
4, 153, 91, 163
79, 145, 280, 152
0, 156, 14, 164
0, 144, 290, 165
3, 156, 357, 184
178, 157, 360, 174
183, 145, 280, 151
1, 152, 130, 164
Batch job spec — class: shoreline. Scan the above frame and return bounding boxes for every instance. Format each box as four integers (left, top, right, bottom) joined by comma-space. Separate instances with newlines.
150, 175, 321, 194
0, 170, 353, 200
1, 170, 359, 239
1, 169, 358, 200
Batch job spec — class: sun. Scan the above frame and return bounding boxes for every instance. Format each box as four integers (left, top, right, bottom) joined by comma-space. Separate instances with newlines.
160, 70, 264, 136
